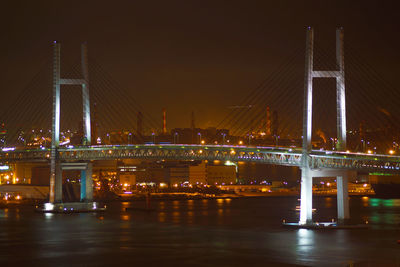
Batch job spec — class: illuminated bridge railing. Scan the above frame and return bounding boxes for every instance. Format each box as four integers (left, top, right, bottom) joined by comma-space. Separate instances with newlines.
57, 145, 302, 166
1, 145, 400, 173
309, 151, 400, 172
0, 149, 50, 162
0, 145, 302, 166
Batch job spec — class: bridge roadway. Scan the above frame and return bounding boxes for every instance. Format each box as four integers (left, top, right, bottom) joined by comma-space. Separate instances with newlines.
1, 144, 400, 173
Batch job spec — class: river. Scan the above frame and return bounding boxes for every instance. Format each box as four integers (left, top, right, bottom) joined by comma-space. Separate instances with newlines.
1, 196, 400, 266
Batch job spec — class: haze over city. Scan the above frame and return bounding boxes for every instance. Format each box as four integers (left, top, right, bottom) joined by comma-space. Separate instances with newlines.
1, 1, 400, 129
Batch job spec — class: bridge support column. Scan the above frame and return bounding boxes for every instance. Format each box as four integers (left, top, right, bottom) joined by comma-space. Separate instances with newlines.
300, 166, 313, 224
50, 41, 92, 204
49, 159, 55, 203
54, 161, 62, 203
80, 169, 86, 201
80, 162, 93, 202
337, 175, 349, 223
86, 163, 93, 202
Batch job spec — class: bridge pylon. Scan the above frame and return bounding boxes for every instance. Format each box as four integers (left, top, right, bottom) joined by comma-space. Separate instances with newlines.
300, 27, 348, 225
49, 42, 93, 205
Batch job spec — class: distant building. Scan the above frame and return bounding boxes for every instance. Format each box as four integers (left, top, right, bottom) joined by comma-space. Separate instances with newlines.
169, 166, 189, 185
117, 165, 137, 188
189, 162, 207, 184
135, 165, 168, 184
206, 164, 236, 185
121, 161, 236, 186
189, 162, 236, 185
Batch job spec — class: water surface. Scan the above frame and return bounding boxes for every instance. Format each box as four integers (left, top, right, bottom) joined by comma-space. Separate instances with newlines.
1, 197, 400, 266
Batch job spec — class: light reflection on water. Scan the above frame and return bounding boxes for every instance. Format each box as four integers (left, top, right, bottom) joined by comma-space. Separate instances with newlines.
172, 211, 180, 223
172, 200, 179, 210
366, 197, 400, 225
296, 229, 315, 254
187, 211, 194, 224
362, 196, 369, 207
158, 211, 166, 222
3, 208, 8, 219
187, 199, 194, 210
121, 214, 130, 221
44, 213, 54, 220
324, 197, 333, 208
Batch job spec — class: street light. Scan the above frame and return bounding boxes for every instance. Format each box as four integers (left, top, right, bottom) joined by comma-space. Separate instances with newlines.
221, 133, 226, 145
128, 132, 132, 144
198, 132, 201, 144
152, 132, 155, 144
174, 132, 179, 144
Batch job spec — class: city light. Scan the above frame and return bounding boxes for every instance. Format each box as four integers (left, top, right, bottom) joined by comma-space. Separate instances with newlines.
44, 203, 54, 211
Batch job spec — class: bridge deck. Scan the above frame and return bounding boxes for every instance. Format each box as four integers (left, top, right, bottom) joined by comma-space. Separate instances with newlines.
1, 144, 399, 173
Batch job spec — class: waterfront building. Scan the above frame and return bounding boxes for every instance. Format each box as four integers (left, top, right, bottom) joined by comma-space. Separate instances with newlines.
189, 162, 236, 185
189, 162, 207, 184
169, 166, 189, 185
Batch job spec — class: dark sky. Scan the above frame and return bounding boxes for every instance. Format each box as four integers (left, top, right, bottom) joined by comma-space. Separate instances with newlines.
1, 1, 399, 130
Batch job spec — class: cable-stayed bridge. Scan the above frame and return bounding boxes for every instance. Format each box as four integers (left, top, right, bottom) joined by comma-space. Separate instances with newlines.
1, 27, 400, 225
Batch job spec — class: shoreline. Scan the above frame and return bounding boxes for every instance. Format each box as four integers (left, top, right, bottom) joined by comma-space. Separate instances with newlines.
0, 191, 382, 207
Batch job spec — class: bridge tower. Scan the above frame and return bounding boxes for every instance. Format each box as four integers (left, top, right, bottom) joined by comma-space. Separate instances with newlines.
300, 27, 349, 225
49, 42, 93, 204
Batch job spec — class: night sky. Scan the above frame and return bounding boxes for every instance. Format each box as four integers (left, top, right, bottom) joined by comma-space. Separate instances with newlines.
1, 1, 399, 130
